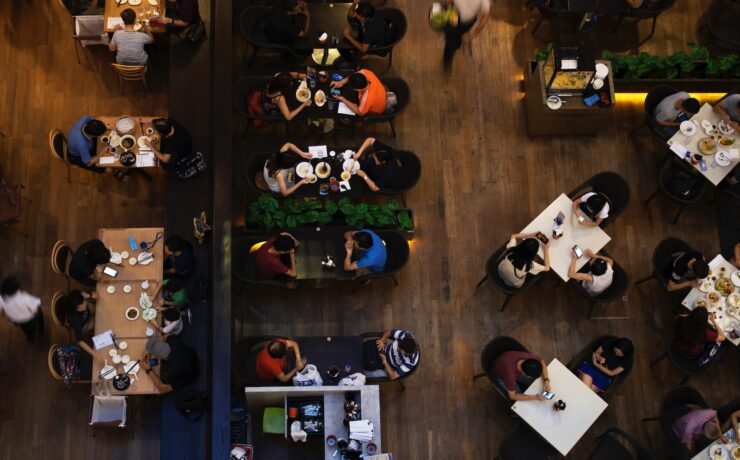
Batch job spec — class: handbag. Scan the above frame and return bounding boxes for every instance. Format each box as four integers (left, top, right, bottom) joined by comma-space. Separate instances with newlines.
178, 21, 207, 43
292, 364, 323, 386
696, 341, 723, 367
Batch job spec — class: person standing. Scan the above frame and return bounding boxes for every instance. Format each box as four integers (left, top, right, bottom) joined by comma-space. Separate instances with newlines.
443, 0, 491, 71
0, 276, 44, 343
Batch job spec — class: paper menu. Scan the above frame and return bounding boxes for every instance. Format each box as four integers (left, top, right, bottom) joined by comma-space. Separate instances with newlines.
308, 145, 328, 159
107, 17, 124, 30
669, 142, 688, 157
92, 330, 115, 350
338, 102, 356, 116
99, 156, 116, 165
136, 151, 156, 167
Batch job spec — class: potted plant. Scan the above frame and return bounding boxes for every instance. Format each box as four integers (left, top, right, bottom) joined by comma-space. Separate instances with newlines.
337, 198, 414, 233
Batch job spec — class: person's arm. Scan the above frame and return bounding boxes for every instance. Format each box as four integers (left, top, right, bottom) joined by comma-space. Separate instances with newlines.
344, 239, 359, 271
356, 169, 379, 192
585, 249, 613, 266
710, 314, 727, 341
731, 410, 740, 440
299, 6, 310, 37
281, 232, 300, 249
336, 95, 360, 115
354, 137, 375, 160
342, 26, 369, 53
713, 101, 734, 125
87, 147, 107, 166
585, 217, 602, 227
144, 138, 172, 164
143, 25, 155, 44
284, 250, 297, 278
732, 243, 740, 268
666, 279, 699, 292
278, 96, 311, 121
283, 142, 312, 159
656, 118, 681, 127
507, 389, 547, 401
330, 77, 349, 89
470, 8, 491, 38
542, 242, 551, 271
141, 358, 173, 394
379, 353, 399, 380
285, 339, 303, 363
78, 340, 102, 364
276, 174, 310, 197
108, 31, 119, 52
152, 281, 164, 299
540, 360, 551, 392
276, 361, 304, 383
568, 253, 593, 282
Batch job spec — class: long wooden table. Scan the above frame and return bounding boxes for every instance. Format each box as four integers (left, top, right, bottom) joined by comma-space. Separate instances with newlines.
92, 227, 165, 395
95, 115, 163, 169
104, 0, 167, 33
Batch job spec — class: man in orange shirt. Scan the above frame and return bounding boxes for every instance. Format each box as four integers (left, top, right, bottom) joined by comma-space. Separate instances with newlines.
255, 338, 308, 382
331, 69, 386, 116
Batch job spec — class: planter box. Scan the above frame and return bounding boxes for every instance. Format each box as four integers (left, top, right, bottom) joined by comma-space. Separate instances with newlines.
612, 78, 740, 93
242, 209, 415, 238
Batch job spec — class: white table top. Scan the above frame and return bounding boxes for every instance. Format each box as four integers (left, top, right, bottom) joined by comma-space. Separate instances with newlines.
520, 193, 612, 281
667, 103, 739, 186
691, 428, 738, 460
681, 254, 740, 346
512, 359, 608, 456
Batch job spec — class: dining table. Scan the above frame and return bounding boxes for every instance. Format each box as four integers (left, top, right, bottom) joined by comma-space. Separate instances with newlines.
295, 336, 364, 385
511, 358, 608, 456
103, 0, 167, 33
290, 226, 356, 283
286, 71, 359, 119
91, 227, 165, 395
95, 115, 163, 169
667, 103, 740, 186
292, 2, 355, 53
680, 254, 740, 346
519, 193, 612, 281
292, 146, 365, 197
692, 428, 739, 460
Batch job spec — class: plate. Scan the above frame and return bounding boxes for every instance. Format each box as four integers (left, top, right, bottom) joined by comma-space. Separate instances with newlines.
594, 63, 609, 78
680, 120, 697, 136
124, 361, 140, 374
296, 87, 311, 103
732, 270, 740, 288
719, 137, 736, 147
123, 284, 132, 293
148, 0, 159, 5
296, 162, 314, 178
139, 293, 153, 309
137, 136, 151, 148
699, 278, 714, 293
109, 135, 122, 147
128, 257, 138, 266
707, 290, 722, 306
100, 365, 116, 380
716, 277, 734, 296
342, 159, 360, 174
108, 349, 119, 357
546, 96, 562, 110
145, 327, 155, 337
314, 90, 327, 107
107, 285, 116, 294
118, 341, 128, 350
120, 134, 136, 151
709, 444, 729, 460
701, 119, 714, 134
121, 251, 129, 259
121, 355, 131, 364
315, 162, 331, 179
728, 293, 740, 308
133, 23, 142, 31
125, 307, 139, 320
142, 308, 157, 321
116, 116, 135, 134
698, 137, 717, 155
716, 151, 732, 167
695, 297, 708, 309
719, 120, 735, 135
129, 0, 142, 5
138, 252, 153, 265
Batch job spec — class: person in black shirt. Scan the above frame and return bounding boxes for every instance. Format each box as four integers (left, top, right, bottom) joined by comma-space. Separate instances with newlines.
145, 117, 192, 169
69, 239, 111, 287
576, 337, 634, 392
663, 250, 709, 292
164, 235, 196, 278
141, 335, 199, 393
341, 2, 390, 64
65, 290, 101, 363
265, 0, 310, 47
352, 137, 404, 191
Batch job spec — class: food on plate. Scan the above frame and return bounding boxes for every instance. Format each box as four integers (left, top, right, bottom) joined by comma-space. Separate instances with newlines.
295, 162, 313, 178
710, 445, 724, 460
719, 119, 736, 134
728, 293, 740, 308
125, 307, 139, 320
314, 90, 326, 107
680, 121, 696, 135
315, 162, 331, 179
116, 116, 135, 133
719, 136, 736, 146
707, 291, 721, 305
732, 445, 740, 460
695, 298, 708, 309
716, 277, 734, 296
698, 137, 717, 155
296, 87, 311, 103
142, 308, 157, 321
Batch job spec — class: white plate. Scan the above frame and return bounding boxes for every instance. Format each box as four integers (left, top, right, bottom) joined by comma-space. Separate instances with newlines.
315, 162, 331, 179
719, 120, 735, 135
728, 293, 740, 308
121, 251, 129, 259
701, 119, 714, 134
109, 135, 122, 147
125, 306, 139, 320
296, 87, 311, 103
141, 280, 150, 290
116, 116, 135, 134
708, 444, 730, 460
716, 151, 732, 167
133, 23, 142, 31
546, 96, 562, 110
314, 90, 327, 107
148, 0, 159, 5
137, 136, 151, 148
129, 0, 142, 5
108, 349, 119, 357
100, 365, 116, 380
112, 355, 122, 364
107, 285, 116, 294
594, 63, 609, 79
342, 159, 360, 174
145, 327, 155, 337
707, 290, 723, 306
142, 308, 157, 321
732, 271, 740, 288
124, 361, 140, 374
680, 120, 697, 136
699, 279, 714, 293
123, 284, 132, 293
139, 293, 153, 309
296, 162, 313, 178
128, 257, 138, 266
118, 341, 128, 350
121, 355, 131, 364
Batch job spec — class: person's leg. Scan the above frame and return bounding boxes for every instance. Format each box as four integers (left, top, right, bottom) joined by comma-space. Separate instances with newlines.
35, 311, 44, 335
443, 19, 476, 70
18, 319, 36, 342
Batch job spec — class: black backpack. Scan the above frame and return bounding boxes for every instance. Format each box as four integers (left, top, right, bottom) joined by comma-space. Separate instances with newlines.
175, 388, 208, 421
176, 151, 207, 180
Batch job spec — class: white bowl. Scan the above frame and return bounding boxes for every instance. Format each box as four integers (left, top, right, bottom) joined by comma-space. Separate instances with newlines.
108, 349, 119, 357
129, 257, 138, 266
107, 285, 116, 294
592, 78, 604, 90
123, 284, 132, 293
121, 355, 131, 364
112, 355, 122, 364
121, 251, 129, 259
118, 341, 128, 350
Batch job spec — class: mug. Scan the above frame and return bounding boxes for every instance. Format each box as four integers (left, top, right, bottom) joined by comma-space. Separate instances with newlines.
592, 78, 604, 90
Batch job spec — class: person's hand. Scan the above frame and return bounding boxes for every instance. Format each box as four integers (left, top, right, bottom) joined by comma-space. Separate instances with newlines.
300, 177, 311, 185
375, 339, 385, 352
303, 99, 312, 107
345, 240, 354, 253
535, 394, 548, 401
356, 170, 367, 179
544, 241, 550, 251
585, 248, 595, 258
330, 80, 345, 89
114, 24, 124, 31
343, 27, 352, 39
141, 359, 152, 371
96, 265, 104, 272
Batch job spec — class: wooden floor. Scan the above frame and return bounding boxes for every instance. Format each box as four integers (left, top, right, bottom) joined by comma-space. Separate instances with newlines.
0, 1, 168, 458
233, 1, 739, 460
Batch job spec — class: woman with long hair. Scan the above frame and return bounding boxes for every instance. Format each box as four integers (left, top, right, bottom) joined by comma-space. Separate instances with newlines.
263, 72, 312, 121
672, 307, 725, 360
263, 142, 312, 196
497, 233, 550, 288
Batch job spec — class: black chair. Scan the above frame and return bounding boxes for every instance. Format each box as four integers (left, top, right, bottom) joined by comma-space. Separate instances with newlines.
611, 0, 677, 46
569, 252, 630, 319
644, 156, 709, 225
630, 85, 680, 144
232, 77, 286, 134
568, 172, 630, 228
239, 6, 303, 68
634, 236, 693, 293
233, 336, 291, 388
650, 333, 712, 385
701, 0, 740, 52
245, 153, 273, 195
588, 427, 651, 460
353, 230, 409, 291
232, 236, 291, 291
642, 386, 708, 460
473, 336, 529, 406
362, 8, 407, 74
718, 397, 740, 425
360, 331, 419, 390
497, 420, 560, 460
531, 0, 571, 40
359, 77, 410, 138
375, 150, 422, 205
566, 335, 632, 400
476, 244, 548, 312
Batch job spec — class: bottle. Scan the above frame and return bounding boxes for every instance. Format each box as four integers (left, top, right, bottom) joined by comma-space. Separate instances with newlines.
329, 177, 340, 193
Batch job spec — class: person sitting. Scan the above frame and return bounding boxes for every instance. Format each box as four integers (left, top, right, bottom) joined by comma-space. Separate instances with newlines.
66, 116, 109, 173
731, 242, 740, 269
653, 92, 700, 137
672, 408, 729, 454
264, 0, 310, 48
0, 276, 44, 343
145, 117, 192, 169
69, 239, 111, 288
161, 0, 202, 27
331, 69, 387, 116
260, 72, 312, 121
576, 337, 633, 392
671, 308, 725, 361
364, 329, 419, 380
340, 1, 391, 64
663, 249, 709, 292
141, 335, 199, 394
149, 307, 184, 337
255, 338, 308, 383
153, 278, 189, 310
572, 191, 610, 227
491, 350, 551, 401
352, 137, 404, 191
262, 143, 312, 196
164, 235, 196, 278
343, 229, 387, 273
254, 233, 300, 287
65, 290, 98, 360
497, 233, 551, 289
713, 92, 740, 127
568, 249, 614, 296
108, 8, 154, 65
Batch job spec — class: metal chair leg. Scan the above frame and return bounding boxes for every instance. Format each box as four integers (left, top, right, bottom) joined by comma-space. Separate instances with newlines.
671, 205, 685, 225
398, 379, 405, 391
476, 275, 488, 289
679, 374, 690, 385
389, 119, 396, 138
637, 16, 658, 46
473, 372, 486, 380
587, 302, 595, 319
500, 295, 513, 312
635, 274, 655, 286
650, 351, 667, 367
643, 189, 659, 206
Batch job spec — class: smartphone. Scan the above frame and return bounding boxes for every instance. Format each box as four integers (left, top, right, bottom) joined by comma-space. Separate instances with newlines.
541, 391, 555, 400
555, 211, 565, 226
149, 358, 158, 367
103, 266, 119, 278
535, 232, 549, 245
577, 214, 585, 223
573, 245, 584, 258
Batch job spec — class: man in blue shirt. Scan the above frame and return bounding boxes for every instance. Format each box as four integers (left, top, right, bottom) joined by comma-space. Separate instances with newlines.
66, 116, 108, 172
343, 229, 387, 273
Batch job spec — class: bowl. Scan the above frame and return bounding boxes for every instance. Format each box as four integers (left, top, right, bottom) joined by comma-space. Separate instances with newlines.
116, 116, 135, 134
341, 171, 351, 181
123, 284, 132, 293
109, 349, 119, 357
118, 341, 128, 350
315, 162, 331, 179
112, 355, 122, 364
121, 355, 131, 364
107, 285, 116, 294
129, 257, 138, 266
125, 307, 140, 321
120, 135, 136, 151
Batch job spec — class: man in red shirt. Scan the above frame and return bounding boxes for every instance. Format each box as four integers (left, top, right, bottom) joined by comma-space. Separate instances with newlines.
491, 350, 552, 402
331, 69, 387, 116
254, 233, 299, 287
255, 338, 308, 382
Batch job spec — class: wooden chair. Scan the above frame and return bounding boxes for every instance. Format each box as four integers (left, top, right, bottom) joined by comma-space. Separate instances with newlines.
50, 291, 72, 339
49, 344, 93, 384
49, 128, 76, 182
51, 240, 73, 284
48, 344, 64, 381
111, 64, 148, 91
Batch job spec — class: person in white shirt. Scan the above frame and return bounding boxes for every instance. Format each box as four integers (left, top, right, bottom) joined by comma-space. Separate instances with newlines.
572, 191, 610, 227
149, 307, 184, 337
568, 249, 614, 296
0, 276, 44, 342
443, 0, 491, 70
653, 92, 700, 138
497, 234, 551, 289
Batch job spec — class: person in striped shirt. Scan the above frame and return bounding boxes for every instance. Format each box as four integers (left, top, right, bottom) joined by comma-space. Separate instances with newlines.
374, 329, 419, 380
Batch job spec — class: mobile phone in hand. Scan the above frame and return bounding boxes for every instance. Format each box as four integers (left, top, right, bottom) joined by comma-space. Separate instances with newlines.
541, 391, 555, 400
103, 266, 119, 278
573, 245, 583, 258
535, 232, 549, 245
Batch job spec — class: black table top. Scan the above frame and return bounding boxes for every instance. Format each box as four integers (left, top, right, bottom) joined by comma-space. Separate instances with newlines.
293, 149, 365, 198
286, 72, 359, 119
567, 0, 630, 14
293, 3, 354, 52
296, 335, 364, 385
290, 226, 356, 281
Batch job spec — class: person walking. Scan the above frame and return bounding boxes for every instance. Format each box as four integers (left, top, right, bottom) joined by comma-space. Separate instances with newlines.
443, 0, 491, 71
0, 276, 44, 343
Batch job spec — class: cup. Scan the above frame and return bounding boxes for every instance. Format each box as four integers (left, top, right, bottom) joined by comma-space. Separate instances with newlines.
592, 78, 604, 90
101, 135, 110, 144
326, 435, 337, 447
341, 171, 351, 181
366, 443, 378, 455
112, 354, 122, 364
146, 327, 155, 337
308, 174, 318, 184
141, 280, 150, 290
145, 127, 154, 135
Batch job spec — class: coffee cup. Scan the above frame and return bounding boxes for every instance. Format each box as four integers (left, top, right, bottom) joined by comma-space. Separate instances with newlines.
341, 171, 351, 181
112, 354, 122, 364
141, 280, 150, 290
592, 78, 604, 90
101, 135, 110, 144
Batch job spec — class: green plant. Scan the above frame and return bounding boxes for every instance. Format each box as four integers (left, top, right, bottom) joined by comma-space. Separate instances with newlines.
338, 198, 413, 231
601, 44, 740, 80
707, 54, 739, 77
601, 50, 626, 76
534, 43, 555, 62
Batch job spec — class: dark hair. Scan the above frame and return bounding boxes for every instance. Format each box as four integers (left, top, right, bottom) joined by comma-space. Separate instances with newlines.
521, 358, 542, 379
88, 242, 111, 265
268, 340, 287, 358
678, 308, 709, 344
580, 193, 607, 220
274, 235, 296, 252
354, 231, 373, 250
266, 151, 301, 177
590, 258, 608, 276
163, 308, 181, 322
84, 119, 107, 137
0, 276, 20, 297
120, 8, 136, 25
507, 238, 539, 271
374, 150, 393, 163
279, 0, 298, 11
348, 72, 369, 91
682, 98, 700, 114
268, 73, 293, 96
691, 259, 709, 279
165, 278, 184, 293
355, 1, 375, 18
68, 290, 85, 307
399, 336, 417, 354
152, 118, 172, 135
614, 338, 634, 355
165, 235, 184, 252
